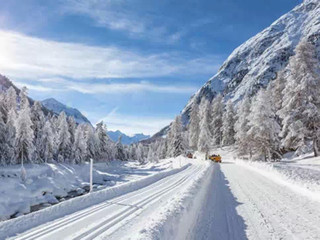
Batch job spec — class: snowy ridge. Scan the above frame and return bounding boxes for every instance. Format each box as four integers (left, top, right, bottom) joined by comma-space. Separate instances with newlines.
182, 0, 320, 117
41, 98, 91, 125
0, 163, 191, 239
107, 130, 150, 145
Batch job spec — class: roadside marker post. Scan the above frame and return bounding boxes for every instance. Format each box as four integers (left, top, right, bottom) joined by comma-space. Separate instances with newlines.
90, 158, 93, 193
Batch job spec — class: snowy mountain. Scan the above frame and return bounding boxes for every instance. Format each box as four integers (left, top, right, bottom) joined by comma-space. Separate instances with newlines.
181, 0, 320, 122
107, 130, 150, 145
42, 98, 91, 125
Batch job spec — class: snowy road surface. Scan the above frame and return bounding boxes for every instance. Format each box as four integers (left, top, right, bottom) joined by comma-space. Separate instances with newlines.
2, 153, 320, 240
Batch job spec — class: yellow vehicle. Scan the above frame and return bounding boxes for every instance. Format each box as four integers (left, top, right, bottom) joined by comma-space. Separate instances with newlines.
209, 154, 222, 163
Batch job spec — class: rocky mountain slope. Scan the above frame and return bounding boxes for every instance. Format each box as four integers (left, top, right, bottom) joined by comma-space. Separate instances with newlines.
107, 130, 150, 145
42, 98, 91, 125
181, 0, 320, 121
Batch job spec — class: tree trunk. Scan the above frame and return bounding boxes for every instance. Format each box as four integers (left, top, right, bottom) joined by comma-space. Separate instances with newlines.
313, 137, 319, 157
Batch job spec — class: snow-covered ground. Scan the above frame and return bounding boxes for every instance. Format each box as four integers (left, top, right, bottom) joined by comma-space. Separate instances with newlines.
0, 159, 180, 221
1, 150, 320, 240
0, 156, 210, 239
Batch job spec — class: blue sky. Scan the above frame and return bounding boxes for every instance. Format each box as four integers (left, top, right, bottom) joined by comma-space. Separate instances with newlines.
0, 0, 300, 135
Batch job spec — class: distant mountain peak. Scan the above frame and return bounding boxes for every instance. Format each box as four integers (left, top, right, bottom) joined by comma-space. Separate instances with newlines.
42, 98, 91, 125
107, 130, 150, 145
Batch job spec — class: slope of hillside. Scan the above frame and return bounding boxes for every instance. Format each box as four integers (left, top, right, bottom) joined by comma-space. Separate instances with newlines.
182, 0, 320, 119
42, 98, 91, 125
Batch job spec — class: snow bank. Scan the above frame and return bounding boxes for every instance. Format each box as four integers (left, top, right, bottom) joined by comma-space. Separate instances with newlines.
0, 163, 191, 239
235, 159, 320, 202
135, 161, 212, 240
0, 158, 180, 222
0, 162, 107, 221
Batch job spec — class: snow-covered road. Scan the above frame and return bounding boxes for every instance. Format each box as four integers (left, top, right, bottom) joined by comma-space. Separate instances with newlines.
221, 162, 320, 240
6, 160, 209, 240
190, 149, 320, 240
2, 153, 320, 240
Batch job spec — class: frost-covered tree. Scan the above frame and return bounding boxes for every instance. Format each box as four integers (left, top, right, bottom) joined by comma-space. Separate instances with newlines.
198, 98, 211, 156
31, 101, 45, 162
279, 41, 320, 156
57, 112, 71, 162
248, 89, 281, 161
15, 88, 35, 166
84, 124, 98, 159
4, 87, 18, 164
68, 117, 77, 148
147, 146, 154, 162
0, 111, 10, 165
211, 94, 224, 146
4, 87, 17, 112
40, 120, 54, 163
158, 139, 168, 160
115, 135, 126, 160
128, 144, 136, 160
136, 143, 145, 164
222, 100, 236, 146
235, 95, 252, 157
95, 121, 111, 160
167, 115, 186, 157
188, 103, 200, 150
73, 124, 87, 164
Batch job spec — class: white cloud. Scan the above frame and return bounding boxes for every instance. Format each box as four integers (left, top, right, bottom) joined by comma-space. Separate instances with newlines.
100, 109, 172, 136
15, 78, 198, 95
61, 0, 180, 43
0, 30, 220, 80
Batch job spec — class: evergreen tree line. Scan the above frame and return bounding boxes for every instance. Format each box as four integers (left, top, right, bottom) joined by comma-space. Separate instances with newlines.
135, 40, 320, 162
0, 87, 128, 166
128, 115, 188, 164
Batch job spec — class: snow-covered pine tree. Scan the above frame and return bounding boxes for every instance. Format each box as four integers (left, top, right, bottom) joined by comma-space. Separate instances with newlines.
84, 124, 98, 160
57, 112, 71, 162
40, 119, 54, 163
95, 121, 111, 160
197, 98, 211, 157
147, 145, 154, 162
31, 101, 45, 163
4, 87, 18, 164
115, 135, 126, 160
73, 124, 87, 164
270, 70, 286, 114
188, 103, 200, 150
279, 41, 320, 156
234, 95, 252, 157
0, 93, 14, 165
0, 110, 8, 165
210, 94, 224, 146
136, 143, 145, 164
128, 144, 137, 160
248, 89, 281, 161
15, 87, 35, 167
159, 139, 168, 160
222, 100, 236, 146
168, 115, 186, 158
68, 116, 77, 154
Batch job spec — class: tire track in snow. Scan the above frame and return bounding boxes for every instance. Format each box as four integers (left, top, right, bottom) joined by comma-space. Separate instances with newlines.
12, 164, 205, 240
72, 165, 203, 240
